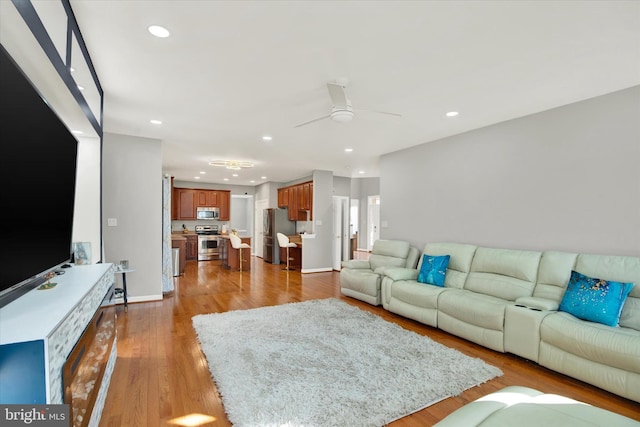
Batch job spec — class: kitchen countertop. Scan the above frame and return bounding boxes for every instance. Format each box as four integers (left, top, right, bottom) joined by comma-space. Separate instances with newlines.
171, 232, 196, 239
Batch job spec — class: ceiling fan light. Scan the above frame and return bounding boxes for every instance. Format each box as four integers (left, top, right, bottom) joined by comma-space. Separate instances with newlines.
330, 110, 354, 123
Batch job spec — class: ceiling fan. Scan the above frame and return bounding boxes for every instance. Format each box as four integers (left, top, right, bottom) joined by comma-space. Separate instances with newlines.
294, 82, 402, 128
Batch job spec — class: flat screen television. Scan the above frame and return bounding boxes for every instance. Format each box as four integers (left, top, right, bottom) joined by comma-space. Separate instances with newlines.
0, 44, 78, 308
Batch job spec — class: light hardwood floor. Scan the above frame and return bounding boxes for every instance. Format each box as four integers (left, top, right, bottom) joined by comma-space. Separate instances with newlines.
99, 255, 640, 426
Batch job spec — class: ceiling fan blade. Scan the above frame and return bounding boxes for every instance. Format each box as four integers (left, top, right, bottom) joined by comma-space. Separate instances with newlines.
358, 108, 402, 117
327, 82, 348, 108
294, 114, 331, 128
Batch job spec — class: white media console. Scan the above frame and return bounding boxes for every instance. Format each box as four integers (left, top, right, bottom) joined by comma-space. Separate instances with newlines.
0, 263, 116, 426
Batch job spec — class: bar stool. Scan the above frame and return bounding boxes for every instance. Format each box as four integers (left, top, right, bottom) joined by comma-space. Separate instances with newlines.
277, 233, 297, 271
229, 234, 251, 272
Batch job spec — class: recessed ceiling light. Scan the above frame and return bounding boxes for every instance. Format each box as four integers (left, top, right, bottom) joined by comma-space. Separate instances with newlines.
199, 171, 206, 174
345, 148, 353, 152
232, 173, 238, 177
194, 176, 200, 179
359, 170, 365, 174
446, 111, 459, 117
262, 135, 272, 141
148, 25, 170, 38
150, 119, 162, 125
223, 178, 229, 181
261, 176, 266, 179
250, 180, 255, 183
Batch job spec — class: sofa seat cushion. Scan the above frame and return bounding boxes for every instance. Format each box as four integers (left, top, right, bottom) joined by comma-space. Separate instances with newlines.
541, 311, 640, 374
438, 290, 508, 331
340, 269, 380, 298
391, 280, 449, 309
434, 386, 640, 427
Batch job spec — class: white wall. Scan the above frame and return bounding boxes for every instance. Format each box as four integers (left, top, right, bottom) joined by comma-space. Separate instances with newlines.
102, 132, 163, 301
380, 86, 640, 256
72, 136, 102, 263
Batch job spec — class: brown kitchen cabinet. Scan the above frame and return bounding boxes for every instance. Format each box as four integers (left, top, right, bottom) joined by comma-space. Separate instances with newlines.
278, 187, 289, 208
196, 190, 218, 207
173, 188, 231, 220
174, 189, 196, 220
279, 181, 313, 221
218, 190, 230, 220
185, 234, 198, 260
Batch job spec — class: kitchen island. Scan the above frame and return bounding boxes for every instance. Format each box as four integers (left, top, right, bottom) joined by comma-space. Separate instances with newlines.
279, 235, 302, 269
220, 235, 251, 271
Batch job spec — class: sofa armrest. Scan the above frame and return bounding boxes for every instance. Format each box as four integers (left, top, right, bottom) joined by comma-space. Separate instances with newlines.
384, 267, 419, 282
515, 296, 559, 311
341, 260, 371, 269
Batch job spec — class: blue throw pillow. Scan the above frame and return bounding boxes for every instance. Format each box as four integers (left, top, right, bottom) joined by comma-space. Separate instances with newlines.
559, 270, 634, 327
417, 254, 450, 287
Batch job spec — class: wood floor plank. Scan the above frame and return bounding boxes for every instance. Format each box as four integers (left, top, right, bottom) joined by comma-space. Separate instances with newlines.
99, 255, 640, 426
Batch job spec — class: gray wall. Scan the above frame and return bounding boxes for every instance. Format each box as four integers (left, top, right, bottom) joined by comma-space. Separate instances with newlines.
380, 86, 640, 256
333, 176, 351, 197
103, 132, 163, 301
301, 170, 334, 272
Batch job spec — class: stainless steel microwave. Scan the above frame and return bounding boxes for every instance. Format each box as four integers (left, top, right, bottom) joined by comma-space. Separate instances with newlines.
196, 206, 219, 220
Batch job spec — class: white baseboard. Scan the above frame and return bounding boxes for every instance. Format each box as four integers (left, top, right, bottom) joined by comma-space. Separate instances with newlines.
114, 294, 163, 305
301, 267, 333, 274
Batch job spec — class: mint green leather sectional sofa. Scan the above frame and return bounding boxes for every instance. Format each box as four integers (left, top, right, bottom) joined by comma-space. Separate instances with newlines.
376, 242, 640, 403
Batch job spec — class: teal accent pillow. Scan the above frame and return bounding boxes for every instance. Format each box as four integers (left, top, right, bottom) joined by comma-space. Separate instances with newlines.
559, 270, 634, 327
417, 254, 450, 287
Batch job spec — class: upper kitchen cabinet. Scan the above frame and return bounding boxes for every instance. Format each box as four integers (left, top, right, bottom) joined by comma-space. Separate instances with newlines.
218, 190, 230, 221
174, 188, 196, 220
278, 181, 313, 221
278, 187, 289, 208
300, 182, 312, 211
197, 190, 218, 207
173, 188, 230, 221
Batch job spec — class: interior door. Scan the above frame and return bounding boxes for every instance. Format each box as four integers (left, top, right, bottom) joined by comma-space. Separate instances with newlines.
333, 196, 349, 270
368, 195, 380, 251
254, 199, 268, 258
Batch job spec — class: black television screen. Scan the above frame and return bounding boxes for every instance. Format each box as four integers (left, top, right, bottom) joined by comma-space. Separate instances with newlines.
0, 44, 78, 308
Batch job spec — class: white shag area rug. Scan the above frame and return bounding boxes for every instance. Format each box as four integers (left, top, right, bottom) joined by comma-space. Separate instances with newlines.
192, 298, 502, 427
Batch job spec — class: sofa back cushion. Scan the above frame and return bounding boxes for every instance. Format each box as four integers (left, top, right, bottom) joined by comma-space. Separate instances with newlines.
422, 243, 477, 289
465, 247, 542, 301
368, 240, 411, 271
575, 254, 640, 331
534, 251, 578, 303
405, 247, 421, 269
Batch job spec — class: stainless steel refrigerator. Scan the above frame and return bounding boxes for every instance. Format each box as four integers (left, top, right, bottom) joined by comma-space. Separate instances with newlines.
263, 208, 295, 264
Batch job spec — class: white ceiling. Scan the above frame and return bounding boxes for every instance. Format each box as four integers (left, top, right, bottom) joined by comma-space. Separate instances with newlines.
68, 0, 640, 186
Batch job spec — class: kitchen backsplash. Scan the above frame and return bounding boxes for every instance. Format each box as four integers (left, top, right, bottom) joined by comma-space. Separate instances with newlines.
172, 220, 229, 232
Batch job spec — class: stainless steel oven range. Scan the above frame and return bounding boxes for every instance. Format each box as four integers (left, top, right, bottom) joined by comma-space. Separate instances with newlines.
195, 224, 220, 261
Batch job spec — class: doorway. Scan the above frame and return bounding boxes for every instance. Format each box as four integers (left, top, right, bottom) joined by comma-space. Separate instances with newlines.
332, 196, 349, 270
367, 195, 380, 251
254, 199, 268, 258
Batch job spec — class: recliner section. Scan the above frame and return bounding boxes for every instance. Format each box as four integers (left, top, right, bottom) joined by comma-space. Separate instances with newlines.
340, 239, 420, 306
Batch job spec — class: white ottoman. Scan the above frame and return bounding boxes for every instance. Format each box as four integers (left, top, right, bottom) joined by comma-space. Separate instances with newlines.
434, 386, 639, 426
